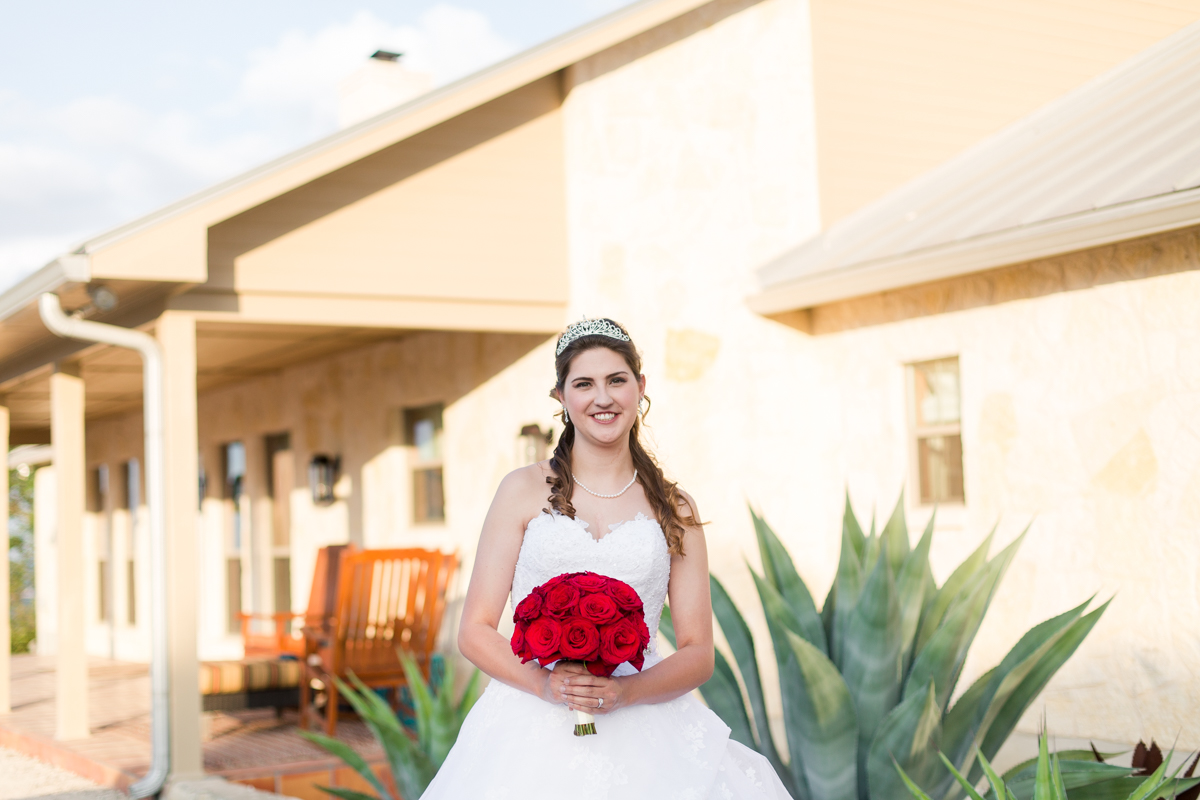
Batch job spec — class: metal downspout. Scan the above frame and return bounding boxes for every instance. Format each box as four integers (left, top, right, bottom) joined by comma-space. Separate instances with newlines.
38, 293, 170, 798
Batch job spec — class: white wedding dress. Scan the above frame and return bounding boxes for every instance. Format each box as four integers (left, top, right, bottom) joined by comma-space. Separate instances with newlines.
420, 510, 794, 800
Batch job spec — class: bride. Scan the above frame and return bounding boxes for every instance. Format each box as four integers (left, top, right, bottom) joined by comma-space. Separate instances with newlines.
420, 319, 793, 799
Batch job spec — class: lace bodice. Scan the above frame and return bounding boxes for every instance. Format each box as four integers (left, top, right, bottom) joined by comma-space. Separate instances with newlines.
512, 511, 671, 664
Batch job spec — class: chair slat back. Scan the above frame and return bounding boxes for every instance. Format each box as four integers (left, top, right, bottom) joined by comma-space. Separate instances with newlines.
305, 544, 355, 630
333, 548, 458, 678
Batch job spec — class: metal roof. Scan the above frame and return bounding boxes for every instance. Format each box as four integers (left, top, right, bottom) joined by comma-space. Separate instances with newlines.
751, 19, 1200, 313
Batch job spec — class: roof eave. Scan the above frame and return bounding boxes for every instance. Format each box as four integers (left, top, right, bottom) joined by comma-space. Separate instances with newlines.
748, 185, 1200, 315
0, 255, 90, 322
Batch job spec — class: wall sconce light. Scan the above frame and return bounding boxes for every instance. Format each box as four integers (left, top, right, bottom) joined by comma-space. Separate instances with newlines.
308, 454, 340, 505
518, 424, 553, 465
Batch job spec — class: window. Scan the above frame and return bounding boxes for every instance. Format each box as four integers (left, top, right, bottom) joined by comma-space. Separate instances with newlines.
265, 432, 293, 615
223, 442, 247, 633
908, 357, 965, 505
92, 465, 111, 622
124, 459, 140, 625
519, 424, 550, 465
405, 404, 445, 524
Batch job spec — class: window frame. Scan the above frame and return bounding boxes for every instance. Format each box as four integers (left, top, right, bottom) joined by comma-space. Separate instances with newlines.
906, 356, 966, 507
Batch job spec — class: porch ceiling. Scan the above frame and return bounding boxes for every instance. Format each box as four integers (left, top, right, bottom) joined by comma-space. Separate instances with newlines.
4, 321, 404, 442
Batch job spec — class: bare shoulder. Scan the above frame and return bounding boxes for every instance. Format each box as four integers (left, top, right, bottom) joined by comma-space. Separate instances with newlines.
675, 486, 701, 519
491, 461, 556, 523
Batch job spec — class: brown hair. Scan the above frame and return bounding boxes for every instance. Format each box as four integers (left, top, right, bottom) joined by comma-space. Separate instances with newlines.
544, 319, 701, 556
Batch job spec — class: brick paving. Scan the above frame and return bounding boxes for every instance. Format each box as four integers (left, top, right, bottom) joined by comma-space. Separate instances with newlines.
0, 655, 385, 795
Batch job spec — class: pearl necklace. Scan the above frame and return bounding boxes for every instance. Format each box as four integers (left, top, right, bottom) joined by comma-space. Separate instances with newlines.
573, 469, 638, 499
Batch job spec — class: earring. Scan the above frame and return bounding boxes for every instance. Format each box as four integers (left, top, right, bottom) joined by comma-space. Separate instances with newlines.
562, 407, 570, 425
638, 397, 645, 416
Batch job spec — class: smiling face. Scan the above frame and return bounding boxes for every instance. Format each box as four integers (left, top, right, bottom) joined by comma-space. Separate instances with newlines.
559, 347, 645, 446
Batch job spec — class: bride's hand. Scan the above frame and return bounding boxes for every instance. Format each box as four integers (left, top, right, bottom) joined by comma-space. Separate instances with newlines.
558, 662, 624, 715
538, 661, 582, 706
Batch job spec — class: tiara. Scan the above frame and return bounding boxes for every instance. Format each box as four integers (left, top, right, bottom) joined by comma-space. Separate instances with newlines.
555, 318, 631, 356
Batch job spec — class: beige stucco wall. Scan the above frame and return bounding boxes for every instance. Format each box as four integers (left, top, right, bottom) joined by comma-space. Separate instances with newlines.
559, 0, 1199, 747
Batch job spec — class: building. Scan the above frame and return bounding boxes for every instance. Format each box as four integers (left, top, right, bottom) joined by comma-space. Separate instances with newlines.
1, 0, 1198, 775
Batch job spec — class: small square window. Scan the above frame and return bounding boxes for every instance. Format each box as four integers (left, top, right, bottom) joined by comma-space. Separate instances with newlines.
405, 404, 445, 523
908, 357, 965, 505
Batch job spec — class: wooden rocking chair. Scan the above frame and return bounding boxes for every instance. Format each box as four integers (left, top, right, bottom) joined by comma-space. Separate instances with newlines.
299, 548, 458, 735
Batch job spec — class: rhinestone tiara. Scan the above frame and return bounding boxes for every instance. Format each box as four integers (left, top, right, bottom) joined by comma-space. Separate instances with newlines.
555, 318, 631, 356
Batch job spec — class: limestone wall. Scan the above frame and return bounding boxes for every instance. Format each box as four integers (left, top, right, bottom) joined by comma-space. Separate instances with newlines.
560, 0, 1199, 747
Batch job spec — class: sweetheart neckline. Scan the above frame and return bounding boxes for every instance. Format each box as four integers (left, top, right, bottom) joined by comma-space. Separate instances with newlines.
534, 510, 657, 544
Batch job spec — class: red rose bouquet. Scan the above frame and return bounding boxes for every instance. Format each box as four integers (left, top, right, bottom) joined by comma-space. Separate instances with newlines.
511, 571, 651, 736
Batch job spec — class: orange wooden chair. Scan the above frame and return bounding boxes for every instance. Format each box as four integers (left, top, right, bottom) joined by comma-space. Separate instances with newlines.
239, 544, 356, 658
300, 548, 459, 735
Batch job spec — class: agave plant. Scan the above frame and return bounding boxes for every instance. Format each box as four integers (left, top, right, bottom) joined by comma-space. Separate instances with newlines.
896, 729, 1200, 800
661, 491, 1109, 800
301, 651, 482, 800
991, 740, 1200, 800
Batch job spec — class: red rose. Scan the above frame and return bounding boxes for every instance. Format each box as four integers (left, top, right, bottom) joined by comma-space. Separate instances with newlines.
573, 573, 610, 593
630, 652, 645, 671
514, 591, 543, 623
586, 660, 616, 677
543, 583, 581, 619
511, 624, 528, 661
525, 617, 563, 664
559, 617, 601, 661
577, 593, 620, 626
599, 618, 642, 666
606, 581, 643, 612
632, 611, 650, 648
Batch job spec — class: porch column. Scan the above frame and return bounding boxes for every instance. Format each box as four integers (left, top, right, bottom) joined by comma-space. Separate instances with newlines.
0, 402, 9, 714
158, 313, 202, 777
50, 365, 88, 740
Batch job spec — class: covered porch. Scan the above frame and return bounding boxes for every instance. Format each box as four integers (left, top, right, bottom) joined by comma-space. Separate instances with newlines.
0, 36, 569, 782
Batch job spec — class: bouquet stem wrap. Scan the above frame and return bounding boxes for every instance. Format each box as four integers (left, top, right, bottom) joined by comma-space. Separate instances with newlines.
574, 708, 597, 737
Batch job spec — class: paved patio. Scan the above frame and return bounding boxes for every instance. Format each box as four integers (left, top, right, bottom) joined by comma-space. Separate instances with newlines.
0, 655, 391, 799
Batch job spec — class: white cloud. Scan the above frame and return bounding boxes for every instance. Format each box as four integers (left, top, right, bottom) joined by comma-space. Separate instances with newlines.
236, 6, 517, 138
0, 5, 517, 293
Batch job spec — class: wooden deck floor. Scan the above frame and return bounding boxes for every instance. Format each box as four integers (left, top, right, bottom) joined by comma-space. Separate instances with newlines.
0, 655, 390, 798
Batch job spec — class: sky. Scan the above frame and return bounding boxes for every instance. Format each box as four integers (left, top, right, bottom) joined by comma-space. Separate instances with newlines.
0, 0, 631, 292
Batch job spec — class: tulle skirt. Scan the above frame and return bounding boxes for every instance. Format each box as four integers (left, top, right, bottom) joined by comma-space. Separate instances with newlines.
420, 660, 793, 800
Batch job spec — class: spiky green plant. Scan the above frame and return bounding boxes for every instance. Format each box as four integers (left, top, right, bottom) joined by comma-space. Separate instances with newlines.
660, 491, 1109, 800
895, 729, 1200, 800
300, 651, 482, 800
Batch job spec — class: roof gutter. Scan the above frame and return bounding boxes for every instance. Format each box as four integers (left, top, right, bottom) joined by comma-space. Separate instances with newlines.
38, 293, 169, 798
749, 184, 1200, 315
0, 255, 90, 323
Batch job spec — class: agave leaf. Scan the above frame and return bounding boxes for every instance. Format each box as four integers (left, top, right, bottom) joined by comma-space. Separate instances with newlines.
399, 655, 438, 760
942, 598, 1093, 775
881, 490, 911, 576
822, 581, 836, 642
1001, 761, 1134, 794
1053, 753, 1069, 800
750, 570, 814, 799
895, 758, 938, 800
313, 787, 383, 800
937, 751, 987, 800
915, 525, 996, 655
842, 550, 904, 791
338, 674, 437, 800
999, 751, 1125, 783
905, 532, 1023, 709
751, 507, 828, 654
1055, 777, 1200, 800
844, 489, 866, 561
1034, 733, 1054, 800
300, 729, 394, 800
978, 749, 1011, 800
977, 599, 1111, 768
712, 575, 796, 795
832, 519, 866, 668
866, 680, 942, 800
775, 628, 859, 800
897, 513, 935, 672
